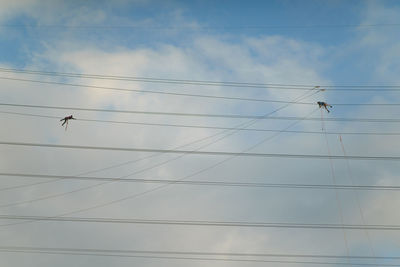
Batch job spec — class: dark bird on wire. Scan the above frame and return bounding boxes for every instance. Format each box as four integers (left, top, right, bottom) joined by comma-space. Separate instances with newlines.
317, 101, 332, 113
60, 115, 76, 130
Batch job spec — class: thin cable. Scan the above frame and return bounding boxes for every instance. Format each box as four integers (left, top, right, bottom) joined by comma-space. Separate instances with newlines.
1, 141, 400, 161
0, 87, 320, 227
1, 67, 400, 90
0, 76, 326, 104
2, 91, 311, 205
1, 215, 400, 230
0, 112, 271, 208
2, 22, 400, 29
2, 109, 400, 136
339, 135, 377, 262
321, 109, 351, 261
0, 245, 397, 260
3, 173, 400, 191
1, 249, 397, 266
1, 105, 319, 223
2, 103, 400, 122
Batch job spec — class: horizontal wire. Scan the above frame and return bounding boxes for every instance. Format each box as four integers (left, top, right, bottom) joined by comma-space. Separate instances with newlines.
1, 141, 399, 161
2, 22, 400, 29
2, 74, 400, 94
1, 67, 400, 91
1, 104, 400, 122
2, 76, 321, 102
1, 245, 399, 260
2, 110, 400, 135
1, 215, 400, 230
1, 172, 399, 191
1, 249, 397, 266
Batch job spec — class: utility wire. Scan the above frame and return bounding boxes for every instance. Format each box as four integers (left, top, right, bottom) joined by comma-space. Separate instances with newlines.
0, 110, 279, 208
2, 110, 400, 136
0, 87, 320, 226
0, 76, 324, 103
1, 104, 400, 122
0, 90, 318, 203
1, 141, 399, 161
2, 22, 400, 29
2, 93, 318, 205
1, 67, 400, 91
339, 135, 377, 262
1, 249, 398, 266
1, 245, 398, 260
320, 109, 350, 261
1, 215, 400, 230
0, 246, 399, 266
2, 172, 400, 191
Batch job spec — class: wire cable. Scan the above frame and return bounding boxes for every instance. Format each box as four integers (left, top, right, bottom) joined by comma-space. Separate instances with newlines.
321, 109, 350, 261
2, 22, 400, 29
2, 173, 400, 191
1, 141, 399, 161
2, 103, 400, 122
339, 135, 377, 262
0, 87, 320, 227
2, 109, 400, 136
0, 76, 325, 104
1, 215, 400, 230
0, 245, 398, 260
1, 67, 400, 91
0, 246, 399, 266
1, 249, 398, 266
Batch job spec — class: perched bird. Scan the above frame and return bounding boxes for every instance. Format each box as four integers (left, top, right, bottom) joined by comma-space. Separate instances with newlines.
317, 101, 332, 113
60, 115, 76, 130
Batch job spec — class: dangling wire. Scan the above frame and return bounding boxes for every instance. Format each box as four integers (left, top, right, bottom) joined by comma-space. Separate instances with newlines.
339, 135, 377, 263
321, 108, 351, 263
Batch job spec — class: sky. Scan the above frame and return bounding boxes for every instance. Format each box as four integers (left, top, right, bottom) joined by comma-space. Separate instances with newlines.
1, 0, 400, 266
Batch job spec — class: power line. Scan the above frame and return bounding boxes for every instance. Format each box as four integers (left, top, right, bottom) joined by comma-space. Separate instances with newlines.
1, 245, 399, 260
1, 72, 400, 92
1, 141, 399, 161
1, 172, 400, 191
2, 110, 400, 136
1, 67, 400, 91
0, 91, 321, 223
2, 22, 400, 29
339, 135, 377, 262
1, 214, 400, 230
1, 249, 397, 266
320, 109, 350, 259
1, 76, 321, 103
2, 103, 400, 122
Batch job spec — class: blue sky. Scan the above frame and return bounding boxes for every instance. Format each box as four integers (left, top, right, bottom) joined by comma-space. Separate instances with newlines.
1, 1, 400, 267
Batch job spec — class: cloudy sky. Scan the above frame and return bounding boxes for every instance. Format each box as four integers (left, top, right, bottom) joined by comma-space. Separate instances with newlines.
1, 0, 400, 266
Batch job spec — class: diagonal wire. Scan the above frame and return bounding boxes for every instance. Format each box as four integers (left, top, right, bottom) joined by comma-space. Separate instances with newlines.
0, 88, 321, 227
321, 109, 351, 263
339, 135, 377, 262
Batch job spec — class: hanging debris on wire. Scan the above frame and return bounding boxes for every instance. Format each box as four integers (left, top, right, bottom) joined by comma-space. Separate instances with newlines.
317, 101, 332, 113
60, 115, 76, 130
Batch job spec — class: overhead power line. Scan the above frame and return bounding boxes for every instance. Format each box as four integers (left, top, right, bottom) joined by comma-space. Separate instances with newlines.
2, 245, 399, 260
0, 246, 399, 266
1, 172, 399, 191
1, 214, 400, 230
1, 141, 399, 161
2, 249, 398, 266
0, 89, 319, 224
2, 110, 400, 136
1, 76, 329, 104
1, 69, 400, 91
2, 22, 400, 29
1, 103, 400, 122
